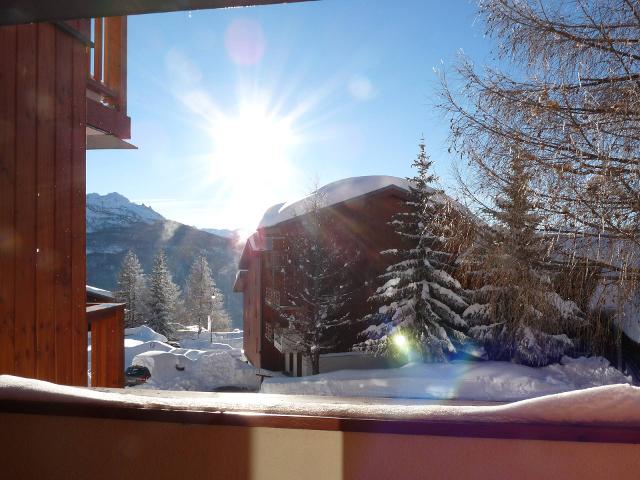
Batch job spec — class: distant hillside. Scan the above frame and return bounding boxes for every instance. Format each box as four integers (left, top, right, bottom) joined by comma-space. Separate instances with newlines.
202, 228, 240, 239
86, 193, 243, 326
87, 192, 164, 232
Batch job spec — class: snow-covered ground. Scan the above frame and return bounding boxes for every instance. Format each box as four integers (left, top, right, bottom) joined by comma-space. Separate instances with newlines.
261, 356, 631, 402
88, 325, 258, 392
88, 325, 632, 401
172, 324, 244, 350
132, 349, 258, 391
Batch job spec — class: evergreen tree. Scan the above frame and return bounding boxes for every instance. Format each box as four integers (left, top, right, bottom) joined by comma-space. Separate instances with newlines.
355, 140, 471, 361
279, 192, 354, 375
462, 154, 585, 367
185, 254, 230, 331
210, 285, 231, 332
115, 250, 147, 328
146, 250, 180, 337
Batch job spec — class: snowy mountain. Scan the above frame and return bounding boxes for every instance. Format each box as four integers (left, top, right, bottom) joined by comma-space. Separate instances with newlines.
202, 228, 240, 239
86, 192, 164, 232
85, 193, 243, 326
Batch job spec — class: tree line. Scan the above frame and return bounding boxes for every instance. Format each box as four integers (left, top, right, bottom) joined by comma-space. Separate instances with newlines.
115, 250, 230, 337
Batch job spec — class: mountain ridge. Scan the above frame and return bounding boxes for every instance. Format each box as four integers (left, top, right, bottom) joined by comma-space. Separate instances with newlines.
85, 192, 243, 326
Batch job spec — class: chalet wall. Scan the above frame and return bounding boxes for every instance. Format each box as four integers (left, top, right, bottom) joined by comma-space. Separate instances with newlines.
2, 412, 639, 479
245, 189, 409, 370
0, 21, 88, 385
243, 255, 262, 368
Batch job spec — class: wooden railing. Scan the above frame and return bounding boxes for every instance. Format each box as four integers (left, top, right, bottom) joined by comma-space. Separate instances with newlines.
87, 303, 125, 388
87, 17, 127, 115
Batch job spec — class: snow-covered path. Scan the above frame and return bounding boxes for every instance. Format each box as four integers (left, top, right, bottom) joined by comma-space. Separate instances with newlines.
262, 356, 631, 402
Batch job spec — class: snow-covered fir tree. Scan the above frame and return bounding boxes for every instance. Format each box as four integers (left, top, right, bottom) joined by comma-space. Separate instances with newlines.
184, 254, 230, 332
115, 250, 147, 328
209, 284, 231, 332
355, 140, 471, 361
279, 192, 354, 375
462, 154, 585, 367
146, 250, 180, 337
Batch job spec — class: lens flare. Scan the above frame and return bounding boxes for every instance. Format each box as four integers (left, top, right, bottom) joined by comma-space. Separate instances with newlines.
393, 333, 408, 351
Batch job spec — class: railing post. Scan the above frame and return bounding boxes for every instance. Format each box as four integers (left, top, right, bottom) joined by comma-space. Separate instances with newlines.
92, 17, 103, 82
103, 16, 126, 113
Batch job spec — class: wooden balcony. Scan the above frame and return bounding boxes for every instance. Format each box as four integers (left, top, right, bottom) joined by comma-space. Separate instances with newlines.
85, 16, 134, 149
87, 303, 125, 388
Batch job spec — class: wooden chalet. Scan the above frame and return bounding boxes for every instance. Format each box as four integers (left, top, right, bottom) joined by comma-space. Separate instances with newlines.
234, 176, 411, 374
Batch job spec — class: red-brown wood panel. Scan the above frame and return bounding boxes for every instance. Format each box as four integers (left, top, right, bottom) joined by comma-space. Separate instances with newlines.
70, 19, 88, 386
108, 307, 124, 388
53, 25, 74, 385
13, 24, 38, 378
1, 21, 90, 385
35, 23, 57, 382
0, 26, 17, 375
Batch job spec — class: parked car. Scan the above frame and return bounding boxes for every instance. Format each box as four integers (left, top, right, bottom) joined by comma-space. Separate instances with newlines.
124, 365, 151, 386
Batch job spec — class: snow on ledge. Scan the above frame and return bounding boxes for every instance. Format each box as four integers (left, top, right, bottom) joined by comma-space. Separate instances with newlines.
1, 375, 640, 426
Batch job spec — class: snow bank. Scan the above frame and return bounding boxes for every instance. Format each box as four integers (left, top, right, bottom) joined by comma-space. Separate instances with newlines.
125, 325, 168, 343
2, 375, 640, 427
124, 340, 173, 369
132, 349, 258, 391
88, 325, 249, 391
262, 356, 631, 402
173, 325, 244, 350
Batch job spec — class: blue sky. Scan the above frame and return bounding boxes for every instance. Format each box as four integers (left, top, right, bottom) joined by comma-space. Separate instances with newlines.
87, 0, 494, 234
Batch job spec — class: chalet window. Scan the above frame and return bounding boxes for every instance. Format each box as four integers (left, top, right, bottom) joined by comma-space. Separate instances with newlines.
265, 287, 280, 308
264, 322, 273, 342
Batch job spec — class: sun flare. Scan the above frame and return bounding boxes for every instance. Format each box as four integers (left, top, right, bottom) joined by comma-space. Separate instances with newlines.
199, 100, 302, 235
213, 104, 296, 170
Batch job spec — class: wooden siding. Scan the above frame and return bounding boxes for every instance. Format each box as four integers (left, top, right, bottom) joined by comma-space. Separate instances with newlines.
0, 21, 88, 385
88, 303, 124, 388
242, 256, 262, 368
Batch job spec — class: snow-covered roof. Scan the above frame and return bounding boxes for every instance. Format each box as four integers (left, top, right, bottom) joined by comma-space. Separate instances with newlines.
86, 285, 115, 301
258, 175, 412, 229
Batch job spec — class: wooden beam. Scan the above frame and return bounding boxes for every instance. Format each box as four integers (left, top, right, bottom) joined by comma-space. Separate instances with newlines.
0, 25, 17, 376
2, 397, 640, 445
13, 24, 38, 378
0, 0, 316, 26
35, 22, 57, 382
86, 98, 131, 140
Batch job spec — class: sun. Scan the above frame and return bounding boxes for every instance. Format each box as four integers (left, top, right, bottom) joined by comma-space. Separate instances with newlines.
199, 100, 302, 235
213, 103, 296, 170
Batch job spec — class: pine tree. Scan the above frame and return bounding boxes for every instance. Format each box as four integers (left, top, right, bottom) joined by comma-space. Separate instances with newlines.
115, 250, 147, 328
279, 192, 354, 375
355, 140, 471, 361
462, 154, 585, 367
185, 254, 230, 332
210, 285, 231, 332
146, 250, 180, 337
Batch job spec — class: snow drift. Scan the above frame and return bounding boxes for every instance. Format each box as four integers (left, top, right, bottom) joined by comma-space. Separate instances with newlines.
261, 356, 631, 401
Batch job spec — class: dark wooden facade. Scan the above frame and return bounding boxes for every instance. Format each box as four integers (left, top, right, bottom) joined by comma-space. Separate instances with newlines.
235, 184, 409, 371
